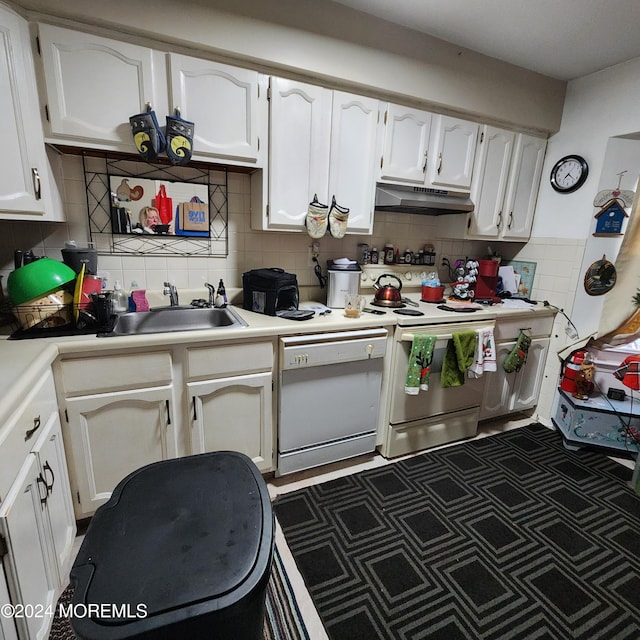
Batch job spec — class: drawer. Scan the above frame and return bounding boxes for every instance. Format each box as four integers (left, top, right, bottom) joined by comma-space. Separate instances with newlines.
187, 341, 274, 379
0, 370, 58, 500
384, 407, 479, 458
59, 351, 173, 395
495, 314, 554, 341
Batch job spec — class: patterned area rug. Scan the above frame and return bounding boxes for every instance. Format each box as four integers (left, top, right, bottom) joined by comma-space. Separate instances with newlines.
274, 424, 640, 640
49, 545, 308, 640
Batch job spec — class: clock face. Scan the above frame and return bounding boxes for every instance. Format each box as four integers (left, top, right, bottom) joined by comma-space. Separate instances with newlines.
550, 155, 588, 193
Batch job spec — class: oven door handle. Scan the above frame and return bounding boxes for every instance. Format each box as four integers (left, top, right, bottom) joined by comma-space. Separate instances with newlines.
400, 332, 455, 343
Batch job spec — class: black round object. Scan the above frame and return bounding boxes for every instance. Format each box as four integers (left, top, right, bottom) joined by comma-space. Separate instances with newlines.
550, 155, 589, 193
394, 308, 424, 316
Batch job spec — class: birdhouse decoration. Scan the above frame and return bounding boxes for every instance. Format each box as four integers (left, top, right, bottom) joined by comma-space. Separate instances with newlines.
592, 170, 634, 236
593, 199, 628, 236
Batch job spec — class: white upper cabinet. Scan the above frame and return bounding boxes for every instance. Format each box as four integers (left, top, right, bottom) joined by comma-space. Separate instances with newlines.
327, 91, 379, 234
263, 77, 379, 234
36, 25, 266, 166
378, 104, 432, 184
168, 54, 266, 164
467, 126, 546, 241
501, 133, 547, 240
468, 126, 515, 237
37, 23, 168, 152
0, 5, 60, 221
267, 78, 332, 229
427, 115, 479, 190
378, 107, 478, 192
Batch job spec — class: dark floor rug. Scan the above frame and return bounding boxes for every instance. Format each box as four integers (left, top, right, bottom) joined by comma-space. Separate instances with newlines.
48, 545, 308, 639
273, 424, 640, 640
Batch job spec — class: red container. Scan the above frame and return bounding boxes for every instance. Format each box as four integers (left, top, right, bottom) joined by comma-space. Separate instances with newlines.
478, 259, 499, 277
421, 285, 445, 302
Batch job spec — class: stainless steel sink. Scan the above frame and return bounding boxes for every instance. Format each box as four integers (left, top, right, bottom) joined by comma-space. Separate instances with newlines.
104, 306, 248, 336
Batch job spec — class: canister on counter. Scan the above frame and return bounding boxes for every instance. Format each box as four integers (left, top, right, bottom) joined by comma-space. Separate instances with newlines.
357, 243, 370, 264
384, 243, 394, 265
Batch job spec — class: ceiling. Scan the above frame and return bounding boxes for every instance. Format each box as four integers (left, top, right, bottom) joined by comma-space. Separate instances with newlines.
331, 0, 640, 81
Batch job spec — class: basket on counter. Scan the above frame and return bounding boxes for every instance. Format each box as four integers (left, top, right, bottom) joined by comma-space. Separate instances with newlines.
11, 290, 74, 331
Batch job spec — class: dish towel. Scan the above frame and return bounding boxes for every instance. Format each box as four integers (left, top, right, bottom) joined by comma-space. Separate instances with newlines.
405, 335, 437, 394
468, 326, 497, 378
441, 330, 477, 387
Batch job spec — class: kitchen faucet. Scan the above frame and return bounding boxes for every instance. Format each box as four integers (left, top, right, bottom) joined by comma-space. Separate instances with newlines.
204, 282, 216, 307
163, 282, 179, 306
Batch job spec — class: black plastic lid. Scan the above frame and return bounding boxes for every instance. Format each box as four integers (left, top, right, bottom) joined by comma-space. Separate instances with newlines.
71, 452, 273, 632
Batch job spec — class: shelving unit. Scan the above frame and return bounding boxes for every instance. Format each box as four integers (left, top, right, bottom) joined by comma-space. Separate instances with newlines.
82, 151, 229, 257
552, 387, 640, 459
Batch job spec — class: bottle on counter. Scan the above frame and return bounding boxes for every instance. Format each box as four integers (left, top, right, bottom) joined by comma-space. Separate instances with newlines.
384, 244, 394, 265
404, 248, 412, 264
112, 280, 128, 313
215, 279, 227, 307
370, 247, 379, 264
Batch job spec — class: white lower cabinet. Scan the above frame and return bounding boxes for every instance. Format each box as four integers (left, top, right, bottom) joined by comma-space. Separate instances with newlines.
185, 340, 274, 473
55, 340, 275, 519
56, 350, 177, 519
480, 316, 553, 420
188, 373, 272, 471
0, 371, 75, 640
64, 386, 177, 518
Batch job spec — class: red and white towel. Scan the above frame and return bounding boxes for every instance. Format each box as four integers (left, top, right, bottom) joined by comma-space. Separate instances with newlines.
468, 327, 496, 378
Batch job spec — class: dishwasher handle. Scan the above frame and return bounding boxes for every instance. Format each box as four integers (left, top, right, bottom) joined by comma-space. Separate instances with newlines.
280, 335, 387, 370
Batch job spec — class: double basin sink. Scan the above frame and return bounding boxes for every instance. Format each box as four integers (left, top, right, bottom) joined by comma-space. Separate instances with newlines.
105, 305, 248, 336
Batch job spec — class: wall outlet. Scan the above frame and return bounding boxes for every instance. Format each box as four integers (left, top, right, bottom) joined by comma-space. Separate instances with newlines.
309, 241, 320, 266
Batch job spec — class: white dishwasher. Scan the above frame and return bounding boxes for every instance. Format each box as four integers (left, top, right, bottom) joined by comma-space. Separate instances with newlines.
277, 328, 388, 476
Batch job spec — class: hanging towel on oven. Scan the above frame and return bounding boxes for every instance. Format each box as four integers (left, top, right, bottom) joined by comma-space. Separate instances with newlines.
441, 330, 477, 387
405, 335, 437, 394
468, 326, 497, 378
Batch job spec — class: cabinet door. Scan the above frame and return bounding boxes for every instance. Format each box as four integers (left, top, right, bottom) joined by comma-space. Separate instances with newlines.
64, 386, 176, 517
37, 24, 168, 150
32, 414, 75, 590
328, 91, 379, 234
169, 54, 264, 164
268, 77, 332, 229
427, 115, 478, 190
511, 338, 549, 412
0, 566, 18, 640
479, 342, 513, 420
0, 456, 55, 640
379, 104, 432, 184
188, 372, 273, 472
467, 126, 515, 239
501, 133, 547, 240
0, 7, 51, 219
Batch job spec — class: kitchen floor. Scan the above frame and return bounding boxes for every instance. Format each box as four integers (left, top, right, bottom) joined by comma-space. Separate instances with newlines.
67, 415, 634, 640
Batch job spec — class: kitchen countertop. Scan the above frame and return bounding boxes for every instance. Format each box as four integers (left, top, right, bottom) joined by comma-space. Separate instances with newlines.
0, 292, 555, 425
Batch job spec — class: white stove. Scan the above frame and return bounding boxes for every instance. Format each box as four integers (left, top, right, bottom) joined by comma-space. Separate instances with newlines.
359, 264, 496, 326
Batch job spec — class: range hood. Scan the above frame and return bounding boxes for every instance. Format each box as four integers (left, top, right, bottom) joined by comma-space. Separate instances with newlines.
375, 184, 474, 216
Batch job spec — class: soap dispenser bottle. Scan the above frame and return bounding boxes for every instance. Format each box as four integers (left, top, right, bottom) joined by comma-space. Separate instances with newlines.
215, 279, 227, 308
112, 281, 128, 313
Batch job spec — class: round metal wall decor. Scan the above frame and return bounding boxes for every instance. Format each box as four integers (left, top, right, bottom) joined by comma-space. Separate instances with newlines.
584, 255, 616, 296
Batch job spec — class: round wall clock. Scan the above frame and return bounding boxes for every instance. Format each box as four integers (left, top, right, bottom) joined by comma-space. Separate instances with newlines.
550, 155, 589, 193
584, 255, 616, 296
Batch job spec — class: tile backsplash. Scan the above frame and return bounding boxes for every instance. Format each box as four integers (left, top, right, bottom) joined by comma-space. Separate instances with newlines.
0, 152, 583, 312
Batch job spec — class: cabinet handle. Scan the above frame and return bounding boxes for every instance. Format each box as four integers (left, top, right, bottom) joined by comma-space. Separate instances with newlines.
437, 153, 442, 175
496, 211, 503, 230
37, 473, 48, 506
165, 399, 171, 426
43, 461, 55, 495
507, 211, 513, 229
25, 415, 41, 442
192, 396, 197, 422
422, 150, 428, 173
32, 168, 41, 200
